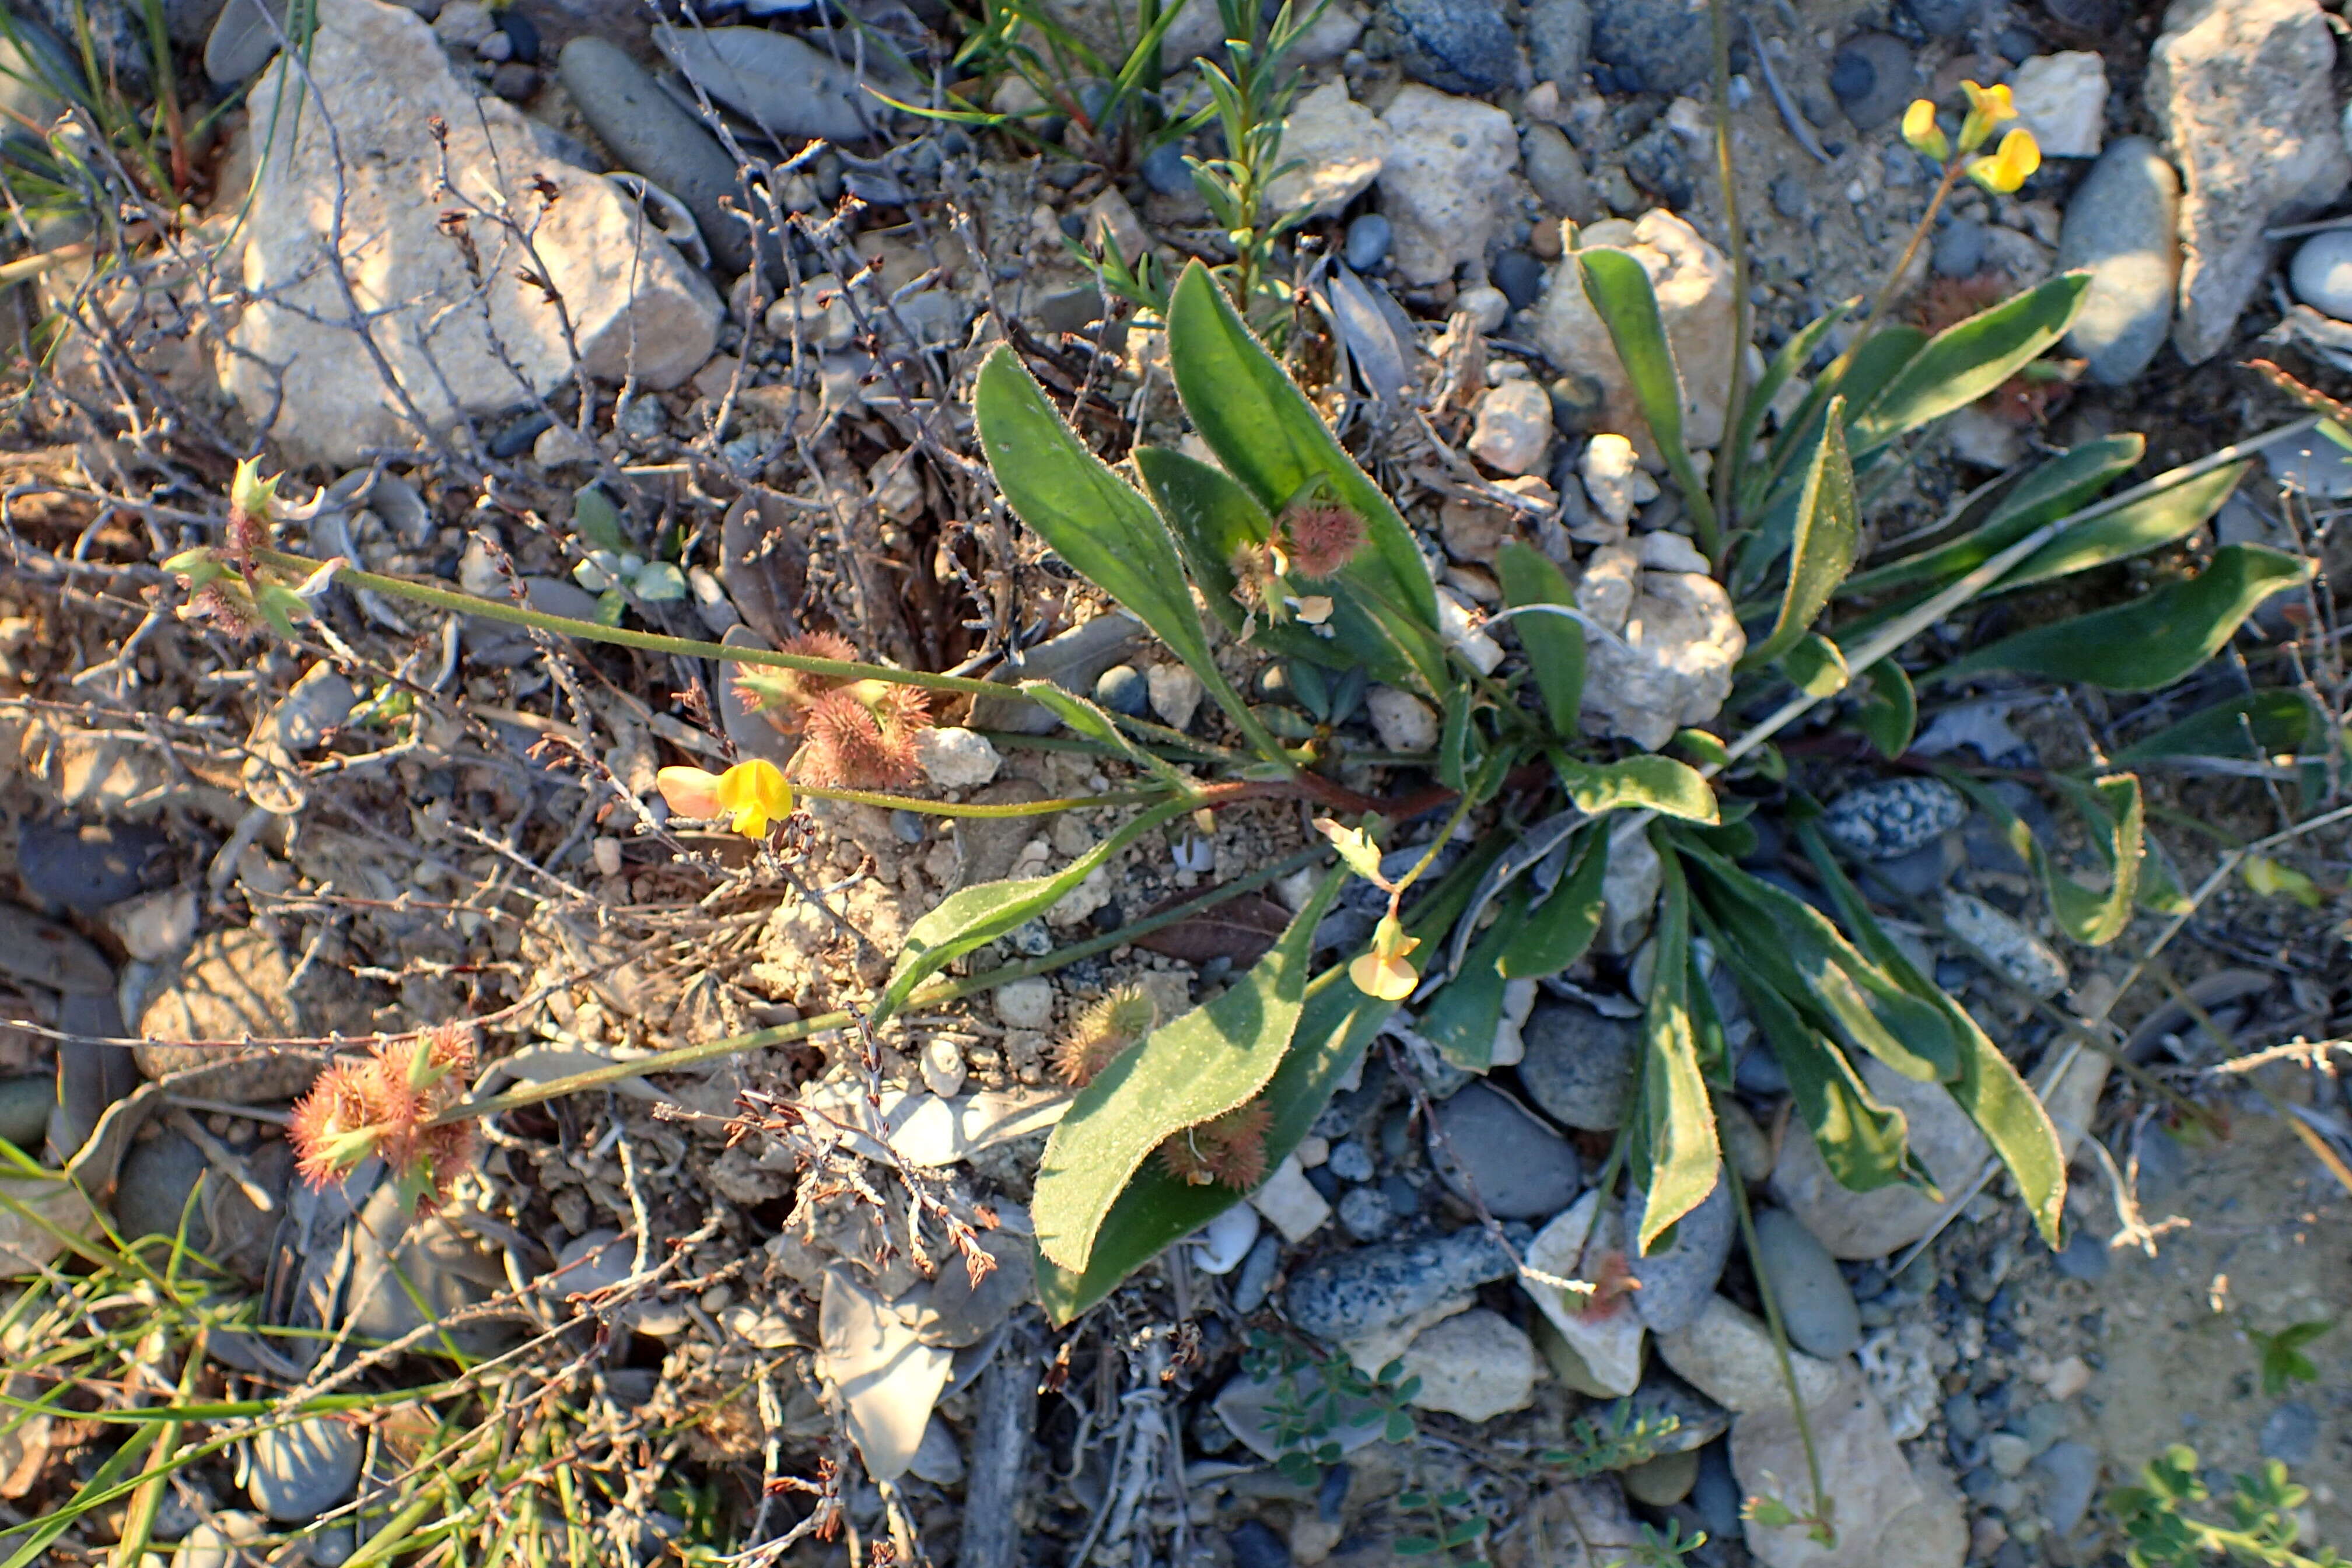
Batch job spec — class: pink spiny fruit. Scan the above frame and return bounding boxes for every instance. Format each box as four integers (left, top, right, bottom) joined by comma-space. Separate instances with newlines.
288, 1021, 481, 1215
1157, 1098, 1273, 1191
1279, 503, 1367, 580
792, 681, 933, 788
734, 631, 863, 730
1052, 986, 1158, 1087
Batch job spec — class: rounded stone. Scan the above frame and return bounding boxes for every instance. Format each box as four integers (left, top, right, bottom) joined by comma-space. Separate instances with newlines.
1343, 212, 1392, 271
1493, 248, 1547, 312
1750, 1206, 1863, 1358
1427, 1083, 1583, 1219
248, 1416, 363, 1520
558, 37, 756, 274
1623, 1446, 1700, 1506
0, 1076, 55, 1151
1828, 33, 1916, 131
1379, 0, 1515, 93
1626, 1175, 1733, 1333
1094, 663, 1150, 717
1590, 0, 1710, 94
2059, 137, 2182, 384
1517, 1002, 1639, 1131
1932, 218, 1989, 278
2290, 229, 2352, 321
1819, 778, 1968, 862
1140, 140, 1192, 195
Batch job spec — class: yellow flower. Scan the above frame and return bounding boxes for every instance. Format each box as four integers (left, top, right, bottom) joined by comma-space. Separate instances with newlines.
1348, 914, 1421, 1002
714, 758, 794, 838
1957, 80, 2016, 153
1901, 99, 1948, 163
1965, 128, 2041, 194
657, 765, 724, 818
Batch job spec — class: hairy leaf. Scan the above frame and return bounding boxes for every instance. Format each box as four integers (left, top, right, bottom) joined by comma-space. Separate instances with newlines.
1779, 632, 1851, 697
1848, 272, 2092, 454
1730, 301, 1850, 481
1856, 661, 1917, 760
1499, 824, 1609, 979
1496, 542, 1586, 735
1933, 545, 2311, 691
1745, 402, 1857, 667
2111, 689, 2325, 765
1578, 248, 1716, 538
1554, 754, 1720, 823
1993, 460, 2250, 595
1941, 772, 2144, 946
1842, 435, 2142, 599
1633, 855, 1718, 1252
1032, 870, 1342, 1273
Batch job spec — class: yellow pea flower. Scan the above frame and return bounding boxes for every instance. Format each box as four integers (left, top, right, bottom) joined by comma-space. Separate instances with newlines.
656, 765, 724, 819
1957, 79, 2016, 154
1965, 128, 2041, 194
1901, 99, 1948, 164
714, 758, 794, 838
1348, 913, 1421, 1002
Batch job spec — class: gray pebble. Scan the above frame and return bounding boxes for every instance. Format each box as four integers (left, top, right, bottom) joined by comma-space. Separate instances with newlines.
1933, 218, 1989, 278
1769, 171, 1811, 220
1525, 0, 1590, 86
1828, 33, 1915, 131
17, 818, 174, 912
557, 38, 756, 274
1282, 1226, 1517, 1345
248, 1416, 363, 1520
2034, 1439, 2101, 1536
1873, 832, 1960, 897
1517, 1001, 1639, 1130
2058, 137, 2182, 385
1140, 140, 1192, 196
1590, 0, 1710, 94
1429, 1083, 1582, 1219
1378, 0, 1515, 93
1328, 1138, 1376, 1182
1228, 1519, 1292, 1568
1232, 1230, 1283, 1314
1750, 1207, 1862, 1357
2260, 1401, 2319, 1466
1604, 1371, 1731, 1456
1628, 1175, 1732, 1334
1337, 1185, 1394, 1241
1344, 212, 1392, 271
1494, 249, 1546, 312
1821, 777, 1968, 861
1094, 663, 1149, 716
1903, 0, 1976, 36
2052, 1230, 2109, 1284
1945, 1391, 1985, 1442
2290, 229, 2352, 322
0, 1076, 55, 1151
1691, 1441, 1742, 1539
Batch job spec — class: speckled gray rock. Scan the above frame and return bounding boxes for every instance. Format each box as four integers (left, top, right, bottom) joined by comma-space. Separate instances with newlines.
2059, 138, 2182, 384
1628, 1174, 1732, 1334
1590, 0, 1709, 93
1517, 1001, 1639, 1130
248, 1416, 362, 1520
558, 36, 755, 274
1428, 1083, 1582, 1219
1939, 889, 2069, 998
1526, 0, 1591, 86
1378, 0, 1514, 92
1750, 1207, 1862, 1358
1819, 778, 1967, 862
1283, 1226, 1517, 1347
1829, 32, 1916, 131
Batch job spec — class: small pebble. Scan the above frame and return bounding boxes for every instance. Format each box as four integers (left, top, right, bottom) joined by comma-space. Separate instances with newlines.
1828, 33, 1915, 130
1343, 212, 1392, 272
2261, 1401, 2319, 1466
2290, 230, 2352, 323
1094, 663, 1149, 716
1337, 1185, 1393, 1241
1933, 218, 1989, 278
1750, 1207, 1862, 1357
1232, 1230, 1283, 1312
1228, 1519, 1292, 1568
1769, 170, 1811, 219
1328, 1139, 1376, 1182
247, 1418, 363, 1520
1492, 249, 1546, 311
1140, 139, 1192, 195
1623, 1447, 1699, 1506
1191, 1203, 1261, 1274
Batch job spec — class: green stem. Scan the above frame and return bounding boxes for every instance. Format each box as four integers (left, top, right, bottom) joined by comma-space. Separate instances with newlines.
1724, 1154, 1831, 1536
1819, 158, 1962, 393
428, 841, 1331, 1126
801, 783, 1161, 817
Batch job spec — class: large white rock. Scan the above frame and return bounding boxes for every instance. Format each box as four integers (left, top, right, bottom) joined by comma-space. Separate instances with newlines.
2148, 0, 2351, 362
1732, 1366, 1945, 1568
1520, 1191, 1645, 1395
1376, 85, 1521, 285
1576, 545, 1746, 751
1399, 1308, 1537, 1421
2008, 51, 2107, 159
1268, 78, 1388, 219
221, 0, 720, 465
1534, 211, 1738, 457
1653, 1295, 1842, 1413
1468, 379, 1555, 475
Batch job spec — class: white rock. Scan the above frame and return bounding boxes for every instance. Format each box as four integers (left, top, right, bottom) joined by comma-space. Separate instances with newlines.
1436, 590, 1504, 674
107, 888, 197, 964
2009, 52, 2107, 159
2289, 229, 2352, 320
1535, 211, 1737, 456
1399, 1308, 1536, 1421
919, 1036, 968, 1099
1146, 662, 1204, 730
272, 662, 359, 751
430, 0, 491, 43
2148, 0, 2351, 363
1458, 284, 1511, 334
914, 726, 1002, 789
1189, 1203, 1261, 1275
1732, 1367, 1931, 1568
1248, 1153, 1331, 1242
1376, 85, 1521, 285
1598, 813, 1663, 953
1366, 685, 1440, 752
1638, 530, 1710, 572
687, 565, 739, 636
1770, 1054, 1989, 1259
1268, 78, 1387, 219
1581, 433, 1657, 526
1045, 863, 1114, 928
1653, 1295, 1842, 1413
222, 0, 721, 466
993, 977, 1055, 1031
818, 1268, 953, 1483
1944, 402, 2024, 469
1468, 380, 1555, 475
1521, 1190, 1646, 1395
1938, 890, 2068, 998
1581, 569, 1746, 751
1576, 539, 1642, 632
533, 422, 600, 466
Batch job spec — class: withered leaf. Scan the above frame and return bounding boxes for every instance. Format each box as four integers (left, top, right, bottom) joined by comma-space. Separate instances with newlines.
1130, 891, 1291, 967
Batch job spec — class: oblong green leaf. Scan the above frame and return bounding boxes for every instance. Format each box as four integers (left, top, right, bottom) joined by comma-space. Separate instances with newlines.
1633, 855, 1718, 1252
1496, 542, 1585, 735
1848, 272, 2092, 454
1499, 824, 1609, 979
876, 799, 1192, 1024
1940, 772, 2144, 947
2112, 689, 2325, 764
1842, 434, 2143, 600
1166, 263, 1443, 685
1577, 247, 1716, 539
1992, 460, 2249, 595
1032, 870, 1342, 1273
1554, 754, 1720, 823
1856, 661, 1917, 760
1746, 401, 1857, 668
1932, 544, 2311, 691
1778, 632, 1851, 698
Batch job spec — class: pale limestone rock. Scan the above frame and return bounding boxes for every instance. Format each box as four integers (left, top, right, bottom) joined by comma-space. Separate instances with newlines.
1376, 85, 1520, 285
1770, 1054, 1989, 1259
1580, 567, 1745, 750
1269, 78, 1388, 219
2010, 51, 2108, 158
915, 727, 1002, 790
1400, 1308, 1537, 1421
1469, 379, 1556, 475
1534, 211, 1737, 456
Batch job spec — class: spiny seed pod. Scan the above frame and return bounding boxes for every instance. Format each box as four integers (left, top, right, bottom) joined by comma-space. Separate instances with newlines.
1279, 502, 1367, 580
178, 580, 260, 637
734, 632, 869, 730
793, 680, 932, 789
1053, 985, 1158, 1087
1156, 1098, 1273, 1190
288, 1021, 481, 1215
226, 456, 281, 557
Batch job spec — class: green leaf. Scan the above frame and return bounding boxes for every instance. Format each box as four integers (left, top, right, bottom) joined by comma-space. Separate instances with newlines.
1554, 755, 1720, 823
2113, 690, 2325, 764
1633, 853, 1718, 1253
632, 562, 687, 603
1931, 544, 2311, 691
572, 484, 629, 554
1674, 729, 1730, 769
1993, 460, 2249, 596
976, 349, 1234, 699
594, 589, 627, 628
1847, 273, 2092, 456
1438, 682, 1472, 792
1318, 818, 1388, 886
1017, 681, 1197, 796
1796, 825, 2065, 1243
1745, 402, 1857, 667
1941, 771, 2143, 946
2256, 1321, 2333, 1395
1577, 247, 1717, 540
1133, 444, 1420, 683
1855, 661, 1917, 760
1842, 435, 2142, 600
1165, 263, 1443, 681
1498, 824, 1609, 980
1417, 885, 1527, 1071
1778, 633, 1850, 697
1496, 542, 1586, 734
877, 799, 1194, 1026
2242, 855, 2324, 909
1033, 870, 1342, 1274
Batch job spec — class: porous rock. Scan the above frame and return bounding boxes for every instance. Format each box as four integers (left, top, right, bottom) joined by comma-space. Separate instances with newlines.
1268, 79, 1387, 219
1375, 85, 1520, 285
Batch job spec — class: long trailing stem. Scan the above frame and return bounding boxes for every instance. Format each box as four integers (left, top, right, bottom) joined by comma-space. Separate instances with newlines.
1724, 1153, 1832, 1539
